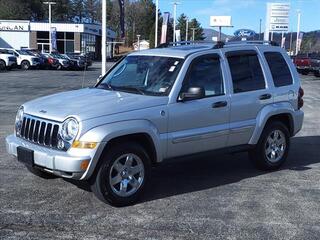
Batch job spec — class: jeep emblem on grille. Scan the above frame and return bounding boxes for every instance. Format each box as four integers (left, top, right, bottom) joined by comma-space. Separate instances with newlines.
39, 110, 47, 113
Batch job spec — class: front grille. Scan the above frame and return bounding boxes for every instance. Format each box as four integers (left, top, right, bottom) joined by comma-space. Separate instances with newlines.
19, 115, 60, 149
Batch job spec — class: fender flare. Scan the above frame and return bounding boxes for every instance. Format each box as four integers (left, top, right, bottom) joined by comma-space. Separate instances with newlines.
249, 102, 295, 145
79, 119, 163, 180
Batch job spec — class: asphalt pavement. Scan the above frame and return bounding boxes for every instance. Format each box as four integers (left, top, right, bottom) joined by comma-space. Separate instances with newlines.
0, 65, 319, 240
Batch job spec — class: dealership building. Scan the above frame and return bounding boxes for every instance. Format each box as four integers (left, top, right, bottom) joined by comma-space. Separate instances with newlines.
0, 20, 116, 59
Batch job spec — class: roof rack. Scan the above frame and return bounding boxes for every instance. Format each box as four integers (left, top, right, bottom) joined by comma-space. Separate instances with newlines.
156, 41, 215, 48
156, 40, 279, 49
224, 40, 279, 47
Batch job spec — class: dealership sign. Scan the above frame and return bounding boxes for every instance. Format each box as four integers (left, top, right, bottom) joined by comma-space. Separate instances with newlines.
210, 16, 232, 27
0, 21, 30, 32
234, 29, 256, 37
267, 3, 290, 32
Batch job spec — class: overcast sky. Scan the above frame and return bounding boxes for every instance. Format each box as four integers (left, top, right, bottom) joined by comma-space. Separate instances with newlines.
157, 0, 319, 35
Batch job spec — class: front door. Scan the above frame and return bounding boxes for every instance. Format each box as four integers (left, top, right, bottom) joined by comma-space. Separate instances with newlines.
167, 54, 230, 158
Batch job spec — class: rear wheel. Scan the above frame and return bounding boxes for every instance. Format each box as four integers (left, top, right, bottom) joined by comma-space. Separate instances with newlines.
57, 64, 62, 70
249, 121, 290, 170
21, 60, 30, 70
0, 60, 6, 70
91, 142, 151, 206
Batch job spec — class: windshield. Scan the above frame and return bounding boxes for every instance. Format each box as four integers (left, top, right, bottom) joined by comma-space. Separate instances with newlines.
17, 50, 31, 55
97, 55, 184, 96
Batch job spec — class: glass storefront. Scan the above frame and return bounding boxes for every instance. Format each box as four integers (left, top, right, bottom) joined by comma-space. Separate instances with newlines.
36, 31, 74, 53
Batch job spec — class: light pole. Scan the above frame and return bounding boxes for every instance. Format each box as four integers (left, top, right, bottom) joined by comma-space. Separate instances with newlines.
101, 0, 107, 76
296, 10, 301, 55
259, 18, 262, 40
171, 1, 180, 42
185, 17, 188, 41
137, 35, 141, 51
43, 1, 56, 53
191, 27, 196, 41
155, 0, 159, 47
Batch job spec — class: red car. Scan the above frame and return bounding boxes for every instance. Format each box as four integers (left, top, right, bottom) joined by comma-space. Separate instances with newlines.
293, 54, 311, 75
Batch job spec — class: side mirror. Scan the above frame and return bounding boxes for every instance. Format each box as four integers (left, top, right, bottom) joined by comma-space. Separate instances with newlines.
97, 75, 103, 82
179, 86, 205, 102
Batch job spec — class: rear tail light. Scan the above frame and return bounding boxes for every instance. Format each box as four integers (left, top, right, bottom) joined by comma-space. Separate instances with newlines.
298, 87, 304, 109
48, 58, 54, 64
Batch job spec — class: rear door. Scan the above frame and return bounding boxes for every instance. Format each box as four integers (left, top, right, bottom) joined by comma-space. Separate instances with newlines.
224, 48, 273, 147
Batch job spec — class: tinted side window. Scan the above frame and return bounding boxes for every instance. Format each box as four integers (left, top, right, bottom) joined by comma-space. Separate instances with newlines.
227, 53, 265, 93
264, 52, 293, 87
183, 56, 224, 97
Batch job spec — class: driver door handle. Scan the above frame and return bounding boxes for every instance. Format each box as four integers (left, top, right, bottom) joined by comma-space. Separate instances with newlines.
212, 101, 228, 108
259, 93, 272, 100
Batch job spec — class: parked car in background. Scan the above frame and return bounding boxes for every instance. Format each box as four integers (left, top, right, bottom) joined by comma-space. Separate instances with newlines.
0, 48, 40, 70
309, 53, 320, 77
66, 52, 92, 69
43, 53, 70, 70
61, 54, 86, 70
37, 52, 59, 70
0, 49, 17, 70
22, 49, 51, 70
293, 54, 311, 75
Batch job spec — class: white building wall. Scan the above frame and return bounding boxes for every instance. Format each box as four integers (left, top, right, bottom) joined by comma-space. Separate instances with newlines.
0, 31, 30, 49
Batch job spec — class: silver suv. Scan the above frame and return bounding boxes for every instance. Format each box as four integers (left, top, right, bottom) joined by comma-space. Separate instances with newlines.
6, 41, 304, 206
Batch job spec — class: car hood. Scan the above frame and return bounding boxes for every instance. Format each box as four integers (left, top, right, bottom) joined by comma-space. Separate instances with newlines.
23, 88, 168, 122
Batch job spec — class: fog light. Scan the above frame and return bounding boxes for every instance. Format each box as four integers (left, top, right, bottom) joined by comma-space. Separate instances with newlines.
80, 160, 90, 170
72, 141, 97, 149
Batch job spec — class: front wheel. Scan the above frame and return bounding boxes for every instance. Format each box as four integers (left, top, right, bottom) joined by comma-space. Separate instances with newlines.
21, 60, 30, 70
249, 121, 290, 170
91, 142, 151, 206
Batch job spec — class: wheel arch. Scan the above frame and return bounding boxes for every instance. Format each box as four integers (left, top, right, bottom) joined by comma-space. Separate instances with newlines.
79, 120, 163, 180
249, 103, 295, 145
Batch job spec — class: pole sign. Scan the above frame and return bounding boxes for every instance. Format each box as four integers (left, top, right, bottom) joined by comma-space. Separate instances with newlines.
210, 16, 232, 27
51, 27, 57, 51
267, 3, 290, 32
160, 12, 170, 44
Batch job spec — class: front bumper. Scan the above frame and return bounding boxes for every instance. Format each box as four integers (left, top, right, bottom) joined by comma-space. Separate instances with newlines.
5, 134, 96, 180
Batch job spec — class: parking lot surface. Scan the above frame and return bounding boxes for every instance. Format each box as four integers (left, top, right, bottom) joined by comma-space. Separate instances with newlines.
0, 66, 320, 240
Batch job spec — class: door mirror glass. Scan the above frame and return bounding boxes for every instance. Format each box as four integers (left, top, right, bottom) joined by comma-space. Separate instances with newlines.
180, 86, 205, 101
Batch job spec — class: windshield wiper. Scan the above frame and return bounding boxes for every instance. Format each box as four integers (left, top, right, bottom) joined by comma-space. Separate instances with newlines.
113, 86, 146, 95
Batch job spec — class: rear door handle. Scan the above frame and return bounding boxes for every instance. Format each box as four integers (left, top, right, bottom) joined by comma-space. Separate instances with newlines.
212, 101, 228, 108
259, 94, 272, 100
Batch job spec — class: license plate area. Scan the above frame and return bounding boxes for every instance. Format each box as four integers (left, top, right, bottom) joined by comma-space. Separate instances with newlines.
17, 146, 34, 167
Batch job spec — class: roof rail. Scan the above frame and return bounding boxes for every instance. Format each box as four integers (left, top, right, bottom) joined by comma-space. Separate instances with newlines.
225, 40, 279, 47
156, 40, 215, 48
156, 40, 279, 49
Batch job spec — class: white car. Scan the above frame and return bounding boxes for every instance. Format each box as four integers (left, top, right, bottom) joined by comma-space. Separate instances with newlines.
0, 48, 40, 70
0, 49, 17, 70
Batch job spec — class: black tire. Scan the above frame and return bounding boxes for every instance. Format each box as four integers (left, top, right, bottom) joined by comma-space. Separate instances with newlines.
0, 60, 6, 71
57, 64, 62, 70
314, 71, 320, 77
90, 142, 151, 206
26, 165, 57, 179
249, 121, 290, 170
301, 70, 309, 75
21, 60, 30, 70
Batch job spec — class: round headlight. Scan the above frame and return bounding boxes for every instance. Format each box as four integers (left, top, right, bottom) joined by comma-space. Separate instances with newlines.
61, 118, 79, 142
15, 107, 24, 134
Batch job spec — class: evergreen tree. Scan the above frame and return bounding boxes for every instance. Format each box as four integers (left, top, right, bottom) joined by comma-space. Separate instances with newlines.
72, 0, 85, 23
188, 18, 205, 41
